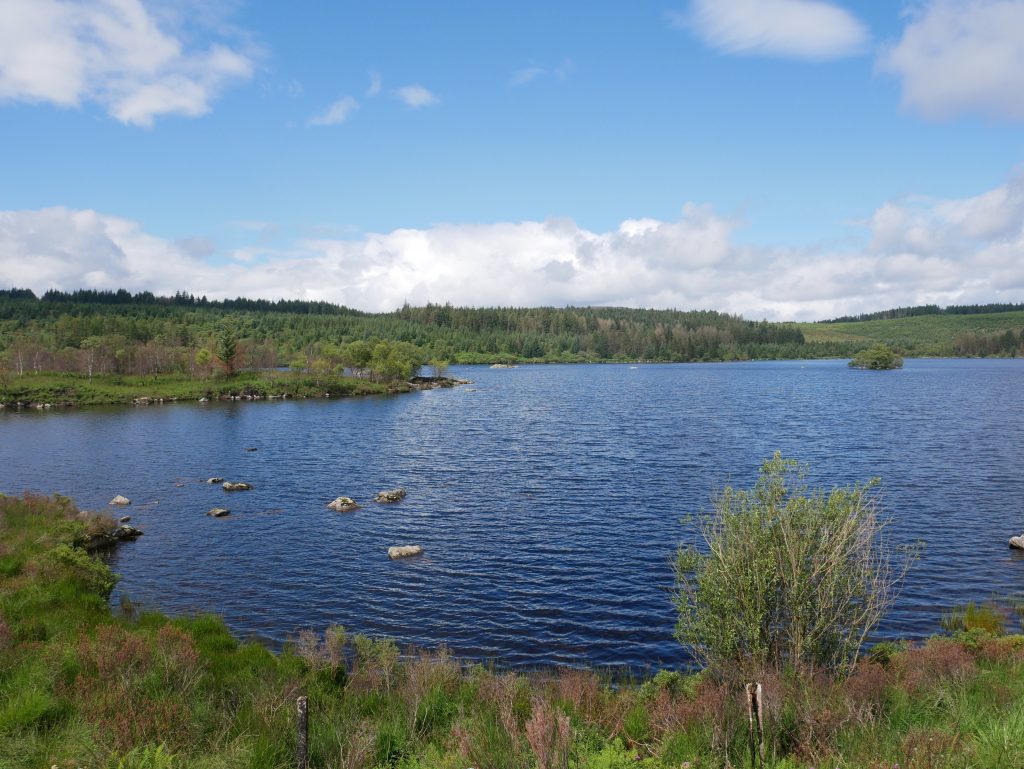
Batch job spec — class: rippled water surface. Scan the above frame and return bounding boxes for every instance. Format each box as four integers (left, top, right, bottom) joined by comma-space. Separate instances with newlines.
2, 359, 1023, 669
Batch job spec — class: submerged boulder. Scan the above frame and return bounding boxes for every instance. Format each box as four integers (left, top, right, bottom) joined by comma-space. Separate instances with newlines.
206, 477, 224, 484
109, 495, 131, 506
84, 524, 143, 550
222, 481, 252, 491
118, 515, 131, 523
375, 489, 407, 503
115, 524, 143, 540
328, 496, 360, 513
1010, 535, 1024, 550
207, 508, 231, 517
388, 545, 423, 559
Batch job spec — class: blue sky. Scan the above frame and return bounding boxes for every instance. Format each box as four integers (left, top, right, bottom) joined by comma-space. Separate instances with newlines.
1, 0, 1023, 319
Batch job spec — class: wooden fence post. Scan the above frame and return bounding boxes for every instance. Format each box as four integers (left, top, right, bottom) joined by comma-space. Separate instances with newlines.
745, 682, 765, 768
297, 695, 309, 769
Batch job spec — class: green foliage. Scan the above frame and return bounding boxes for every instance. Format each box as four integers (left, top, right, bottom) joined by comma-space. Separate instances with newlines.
45, 543, 118, 598
114, 744, 177, 769
622, 704, 650, 745
213, 325, 238, 376
637, 669, 684, 702
576, 739, 659, 769
675, 453, 913, 677
849, 343, 904, 370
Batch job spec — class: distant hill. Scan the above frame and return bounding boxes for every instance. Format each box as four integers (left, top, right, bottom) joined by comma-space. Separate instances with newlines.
798, 310, 1024, 357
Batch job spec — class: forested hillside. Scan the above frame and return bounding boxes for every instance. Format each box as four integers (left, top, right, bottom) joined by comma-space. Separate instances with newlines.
0, 289, 1021, 380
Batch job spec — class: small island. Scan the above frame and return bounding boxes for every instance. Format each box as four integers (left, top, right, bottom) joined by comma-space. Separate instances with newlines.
849, 343, 904, 370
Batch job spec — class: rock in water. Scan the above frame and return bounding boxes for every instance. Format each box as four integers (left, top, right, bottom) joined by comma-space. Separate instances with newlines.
118, 515, 131, 523
206, 477, 224, 484
375, 489, 407, 503
222, 482, 252, 491
388, 545, 423, 559
328, 496, 360, 512
1010, 535, 1024, 549
114, 525, 143, 540
109, 495, 131, 506
207, 508, 231, 517
244, 447, 258, 452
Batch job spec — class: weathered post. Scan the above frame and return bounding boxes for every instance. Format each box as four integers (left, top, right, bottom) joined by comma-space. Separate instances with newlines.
297, 695, 309, 769
745, 682, 765, 768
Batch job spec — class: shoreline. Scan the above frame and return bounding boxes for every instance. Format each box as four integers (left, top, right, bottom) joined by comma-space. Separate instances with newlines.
0, 372, 470, 411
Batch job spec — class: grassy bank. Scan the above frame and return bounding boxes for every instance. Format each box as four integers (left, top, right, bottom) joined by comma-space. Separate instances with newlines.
3, 493, 1024, 768
0, 371, 401, 408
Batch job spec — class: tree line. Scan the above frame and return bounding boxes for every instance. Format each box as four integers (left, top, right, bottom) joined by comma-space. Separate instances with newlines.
0, 289, 1021, 379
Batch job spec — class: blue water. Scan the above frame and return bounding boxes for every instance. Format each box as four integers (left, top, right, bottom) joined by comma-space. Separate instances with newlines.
1, 359, 1023, 669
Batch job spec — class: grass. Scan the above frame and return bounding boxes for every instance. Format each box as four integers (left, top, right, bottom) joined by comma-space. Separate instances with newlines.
0, 370, 400, 408
797, 310, 1024, 356
3, 492, 1024, 768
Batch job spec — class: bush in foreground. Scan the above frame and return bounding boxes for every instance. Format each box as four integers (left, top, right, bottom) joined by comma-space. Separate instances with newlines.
674, 453, 915, 678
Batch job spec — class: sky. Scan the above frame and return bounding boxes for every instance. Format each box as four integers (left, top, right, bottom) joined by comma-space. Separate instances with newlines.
1, 0, 1023, 320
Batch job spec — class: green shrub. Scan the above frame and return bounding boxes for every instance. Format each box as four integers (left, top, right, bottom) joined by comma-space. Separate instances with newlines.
44, 544, 118, 598
675, 453, 915, 677
849, 343, 904, 369
638, 669, 683, 702
868, 640, 904, 666
114, 743, 176, 769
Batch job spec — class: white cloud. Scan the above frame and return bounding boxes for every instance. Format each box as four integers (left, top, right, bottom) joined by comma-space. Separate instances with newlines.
366, 70, 382, 97
877, 0, 1024, 121
0, 0, 255, 126
308, 96, 359, 126
2, 175, 1022, 320
395, 84, 439, 108
508, 58, 574, 86
509, 66, 545, 87
678, 0, 869, 60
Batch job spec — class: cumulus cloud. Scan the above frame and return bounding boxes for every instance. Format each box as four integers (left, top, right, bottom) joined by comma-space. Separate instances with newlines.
395, 84, 439, 108
877, 0, 1024, 121
308, 96, 359, 126
0, 0, 255, 126
2, 176, 1023, 320
678, 0, 869, 60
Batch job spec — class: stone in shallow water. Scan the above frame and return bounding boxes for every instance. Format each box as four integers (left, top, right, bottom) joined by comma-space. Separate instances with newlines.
1010, 535, 1024, 549
328, 496, 360, 512
222, 482, 252, 491
388, 545, 423, 559
375, 489, 407, 503
206, 477, 224, 484
207, 508, 231, 517
109, 495, 131, 506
